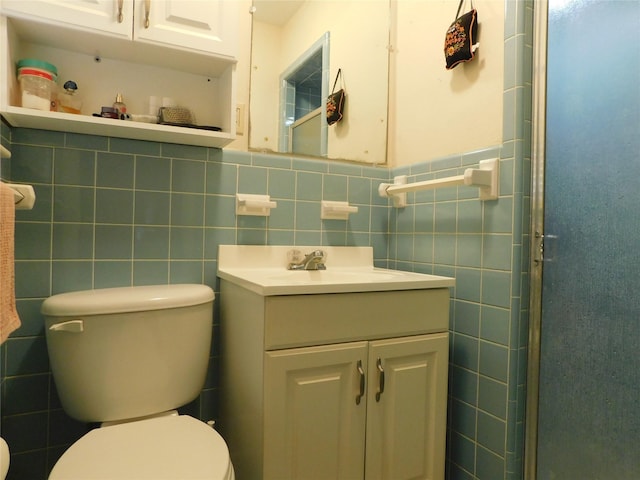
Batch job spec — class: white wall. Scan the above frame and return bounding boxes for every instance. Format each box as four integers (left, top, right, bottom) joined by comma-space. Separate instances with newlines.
226, 0, 252, 152
388, 0, 504, 167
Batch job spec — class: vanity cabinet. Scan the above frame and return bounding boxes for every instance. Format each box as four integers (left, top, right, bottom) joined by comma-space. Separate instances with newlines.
219, 281, 450, 480
0, 0, 238, 147
265, 334, 448, 480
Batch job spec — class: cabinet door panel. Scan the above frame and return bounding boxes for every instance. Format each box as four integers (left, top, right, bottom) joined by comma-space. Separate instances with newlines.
134, 0, 236, 57
264, 341, 368, 480
366, 333, 449, 480
1, 0, 132, 37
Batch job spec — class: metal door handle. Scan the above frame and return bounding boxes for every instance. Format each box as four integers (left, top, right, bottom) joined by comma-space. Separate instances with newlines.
376, 358, 385, 402
144, 0, 151, 28
117, 0, 124, 23
356, 360, 365, 405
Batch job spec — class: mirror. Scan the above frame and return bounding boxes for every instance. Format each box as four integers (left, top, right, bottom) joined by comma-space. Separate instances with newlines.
249, 0, 390, 164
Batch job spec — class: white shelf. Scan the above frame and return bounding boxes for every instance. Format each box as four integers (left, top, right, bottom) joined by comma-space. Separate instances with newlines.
2, 106, 234, 148
1, 9, 237, 148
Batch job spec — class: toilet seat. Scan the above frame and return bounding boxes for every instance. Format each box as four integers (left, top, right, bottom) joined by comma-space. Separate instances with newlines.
49, 415, 234, 480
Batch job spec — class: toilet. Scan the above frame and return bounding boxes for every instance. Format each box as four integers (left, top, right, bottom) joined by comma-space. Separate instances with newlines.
0, 436, 9, 479
41, 284, 234, 480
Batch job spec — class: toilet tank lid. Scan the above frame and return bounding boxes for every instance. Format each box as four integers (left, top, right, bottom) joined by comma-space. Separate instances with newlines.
41, 284, 214, 317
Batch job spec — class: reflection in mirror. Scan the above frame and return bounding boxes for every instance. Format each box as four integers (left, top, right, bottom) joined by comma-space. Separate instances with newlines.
249, 0, 390, 164
280, 33, 329, 157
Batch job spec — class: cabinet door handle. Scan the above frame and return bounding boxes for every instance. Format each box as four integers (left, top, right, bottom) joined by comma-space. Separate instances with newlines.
144, 0, 151, 28
356, 360, 365, 405
117, 0, 124, 23
375, 358, 385, 402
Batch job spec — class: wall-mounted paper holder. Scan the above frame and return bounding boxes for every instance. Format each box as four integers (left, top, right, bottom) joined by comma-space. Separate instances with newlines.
10, 184, 36, 210
2, 182, 36, 210
378, 158, 499, 207
321, 201, 358, 220
236, 193, 277, 216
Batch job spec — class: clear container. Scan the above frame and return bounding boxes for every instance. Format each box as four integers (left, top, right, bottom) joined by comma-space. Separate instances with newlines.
18, 73, 56, 111
58, 80, 82, 114
17, 59, 58, 111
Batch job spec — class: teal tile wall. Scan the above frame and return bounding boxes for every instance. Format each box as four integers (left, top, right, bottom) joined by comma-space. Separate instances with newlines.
383, 2, 532, 479
0, 1, 533, 479
385, 139, 528, 480
0, 126, 391, 479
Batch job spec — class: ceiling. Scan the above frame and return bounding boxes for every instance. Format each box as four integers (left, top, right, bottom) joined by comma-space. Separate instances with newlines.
251, 0, 304, 26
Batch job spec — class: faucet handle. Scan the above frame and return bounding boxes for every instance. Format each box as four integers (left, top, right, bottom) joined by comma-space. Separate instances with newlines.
287, 249, 304, 264
307, 250, 327, 264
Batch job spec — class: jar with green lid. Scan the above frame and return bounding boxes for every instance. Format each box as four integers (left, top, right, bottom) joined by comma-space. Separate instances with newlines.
16, 58, 58, 80
16, 58, 58, 111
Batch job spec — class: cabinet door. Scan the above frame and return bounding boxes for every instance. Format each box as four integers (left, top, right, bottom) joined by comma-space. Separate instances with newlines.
133, 0, 237, 58
365, 333, 449, 480
0, 0, 133, 38
264, 341, 368, 480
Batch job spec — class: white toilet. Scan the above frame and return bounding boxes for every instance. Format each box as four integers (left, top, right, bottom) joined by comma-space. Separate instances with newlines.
0, 436, 9, 479
41, 284, 234, 480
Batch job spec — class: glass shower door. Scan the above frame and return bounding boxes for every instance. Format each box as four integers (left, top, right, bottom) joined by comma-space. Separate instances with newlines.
536, 0, 640, 478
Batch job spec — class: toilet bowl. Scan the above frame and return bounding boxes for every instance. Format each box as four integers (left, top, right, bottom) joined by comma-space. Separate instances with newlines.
0, 436, 9, 480
41, 284, 234, 480
49, 414, 233, 480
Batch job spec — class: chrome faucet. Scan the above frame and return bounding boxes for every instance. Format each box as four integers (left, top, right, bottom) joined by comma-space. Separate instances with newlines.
287, 249, 327, 270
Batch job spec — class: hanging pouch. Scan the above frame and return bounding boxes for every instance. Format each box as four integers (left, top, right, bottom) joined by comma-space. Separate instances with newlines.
326, 69, 345, 126
444, 0, 478, 70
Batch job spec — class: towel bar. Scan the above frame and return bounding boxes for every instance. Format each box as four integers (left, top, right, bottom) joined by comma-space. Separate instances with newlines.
378, 158, 499, 207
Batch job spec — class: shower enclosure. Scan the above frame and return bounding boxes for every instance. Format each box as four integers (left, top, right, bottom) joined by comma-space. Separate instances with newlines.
527, 1, 640, 478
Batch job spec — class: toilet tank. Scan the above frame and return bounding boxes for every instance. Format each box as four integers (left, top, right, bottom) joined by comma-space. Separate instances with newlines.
41, 284, 214, 423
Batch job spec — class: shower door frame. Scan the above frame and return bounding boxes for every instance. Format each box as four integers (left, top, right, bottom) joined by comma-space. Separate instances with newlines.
524, 0, 548, 478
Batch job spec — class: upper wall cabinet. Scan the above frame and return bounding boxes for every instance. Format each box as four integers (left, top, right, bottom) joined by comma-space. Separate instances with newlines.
135, 0, 236, 58
0, 0, 134, 38
0, 0, 239, 148
1, 0, 237, 57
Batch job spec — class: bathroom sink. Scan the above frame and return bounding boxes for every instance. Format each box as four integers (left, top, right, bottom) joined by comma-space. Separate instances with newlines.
267, 269, 402, 283
217, 245, 454, 295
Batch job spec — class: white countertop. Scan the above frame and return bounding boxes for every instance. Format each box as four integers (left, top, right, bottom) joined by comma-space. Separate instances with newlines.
217, 245, 455, 296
